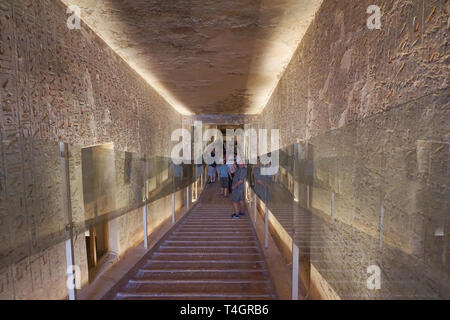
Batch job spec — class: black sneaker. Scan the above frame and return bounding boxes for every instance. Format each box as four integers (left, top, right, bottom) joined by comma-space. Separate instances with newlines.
239, 212, 246, 216
231, 213, 240, 219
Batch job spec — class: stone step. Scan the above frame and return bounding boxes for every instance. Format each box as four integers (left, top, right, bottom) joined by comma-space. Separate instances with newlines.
115, 292, 274, 300
158, 246, 259, 254
121, 279, 272, 295
178, 227, 250, 231
142, 260, 265, 270
168, 235, 256, 242
151, 252, 262, 261
134, 269, 269, 281
163, 240, 257, 246
180, 223, 249, 227
173, 231, 254, 236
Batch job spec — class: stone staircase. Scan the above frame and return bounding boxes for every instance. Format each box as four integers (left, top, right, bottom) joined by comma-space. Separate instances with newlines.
104, 199, 276, 300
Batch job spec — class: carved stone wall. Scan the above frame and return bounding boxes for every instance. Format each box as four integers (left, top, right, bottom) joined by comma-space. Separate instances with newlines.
0, 0, 182, 299
256, 0, 449, 299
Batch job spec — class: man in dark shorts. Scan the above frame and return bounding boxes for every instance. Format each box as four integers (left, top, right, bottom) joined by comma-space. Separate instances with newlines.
217, 160, 231, 197
231, 159, 247, 219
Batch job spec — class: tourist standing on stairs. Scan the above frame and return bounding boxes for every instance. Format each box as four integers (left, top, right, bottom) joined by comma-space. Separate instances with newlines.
208, 150, 217, 183
217, 158, 231, 197
231, 157, 247, 219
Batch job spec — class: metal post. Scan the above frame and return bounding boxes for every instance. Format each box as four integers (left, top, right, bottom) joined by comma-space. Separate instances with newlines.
203, 167, 206, 187
200, 171, 203, 190
292, 243, 299, 300
306, 185, 310, 209
264, 205, 269, 249
202, 167, 205, 187
88, 226, 97, 267
143, 155, 148, 249
172, 193, 175, 224
186, 185, 190, 209
59, 142, 76, 300
143, 204, 148, 249
293, 142, 299, 202
254, 191, 257, 223
244, 182, 247, 201
247, 184, 250, 202
195, 180, 198, 200
292, 142, 299, 300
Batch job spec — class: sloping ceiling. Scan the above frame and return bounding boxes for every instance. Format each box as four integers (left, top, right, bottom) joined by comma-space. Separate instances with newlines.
62, 0, 323, 115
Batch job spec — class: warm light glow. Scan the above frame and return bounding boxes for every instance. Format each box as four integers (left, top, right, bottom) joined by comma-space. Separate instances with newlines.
246, 0, 324, 114
61, 0, 323, 116
60, 0, 193, 115
127, 67, 194, 115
